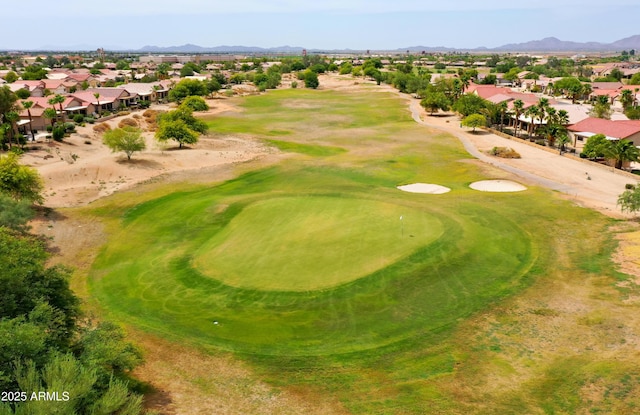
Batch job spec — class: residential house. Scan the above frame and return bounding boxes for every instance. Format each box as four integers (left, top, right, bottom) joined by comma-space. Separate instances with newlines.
117, 82, 170, 103
8, 80, 45, 97
568, 117, 640, 154
72, 88, 138, 114
17, 96, 82, 131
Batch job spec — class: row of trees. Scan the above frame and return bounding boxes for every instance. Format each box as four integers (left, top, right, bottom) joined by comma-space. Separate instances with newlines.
0, 153, 147, 414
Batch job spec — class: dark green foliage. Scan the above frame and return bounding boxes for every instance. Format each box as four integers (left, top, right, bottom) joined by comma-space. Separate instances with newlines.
52, 124, 65, 141
0, 228, 78, 331
618, 186, 640, 214
15, 89, 30, 99
581, 133, 609, 159
303, 70, 319, 89
452, 93, 489, 117
0, 194, 33, 231
168, 79, 209, 102
73, 114, 85, 124
180, 96, 209, 112
625, 106, 640, 120
0, 153, 43, 203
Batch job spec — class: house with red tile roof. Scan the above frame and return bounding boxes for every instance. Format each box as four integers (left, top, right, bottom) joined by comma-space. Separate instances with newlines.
567, 117, 640, 151
8, 80, 46, 97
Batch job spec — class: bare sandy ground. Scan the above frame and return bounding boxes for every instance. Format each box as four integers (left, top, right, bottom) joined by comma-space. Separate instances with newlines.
21, 100, 275, 208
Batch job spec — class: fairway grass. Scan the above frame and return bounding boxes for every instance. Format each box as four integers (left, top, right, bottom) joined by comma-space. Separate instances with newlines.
86, 88, 635, 414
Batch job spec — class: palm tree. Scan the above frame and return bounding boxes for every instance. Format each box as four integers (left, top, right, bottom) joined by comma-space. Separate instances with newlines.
94, 92, 101, 117
620, 89, 634, 110
525, 105, 541, 138
556, 132, 571, 154
513, 99, 524, 138
606, 139, 640, 170
22, 100, 35, 141
48, 94, 66, 124
497, 101, 509, 131
4, 111, 19, 149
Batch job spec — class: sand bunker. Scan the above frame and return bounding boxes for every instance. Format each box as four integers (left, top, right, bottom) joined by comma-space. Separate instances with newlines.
470, 180, 527, 192
397, 183, 451, 194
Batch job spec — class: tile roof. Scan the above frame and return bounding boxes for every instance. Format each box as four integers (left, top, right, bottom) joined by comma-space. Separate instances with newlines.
567, 117, 640, 139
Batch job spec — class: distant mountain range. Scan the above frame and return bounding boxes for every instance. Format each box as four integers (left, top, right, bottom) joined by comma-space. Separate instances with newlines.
7, 35, 640, 53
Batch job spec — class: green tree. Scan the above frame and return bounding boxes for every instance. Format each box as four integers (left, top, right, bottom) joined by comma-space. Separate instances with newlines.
42, 107, 56, 129
0, 86, 18, 124
452, 93, 487, 117
4, 111, 19, 149
102, 127, 146, 160
420, 91, 450, 115
581, 133, 609, 159
618, 186, 640, 214
629, 73, 640, 85
0, 153, 44, 203
605, 139, 640, 169
461, 113, 486, 132
21, 100, 35, 141
620, 89, 634, 110
155, 107, 207, 148
3, 71, 18, 83
303, 70, 319, 89
180, 95, 209, 112
590, 95, 612, 119
512, 99, 524, 138
48, 94, 66, 123
556, 132, 571, 154
0, 194, 33, 231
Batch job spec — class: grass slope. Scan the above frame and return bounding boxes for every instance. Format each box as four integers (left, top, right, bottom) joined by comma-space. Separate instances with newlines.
87, 89, 638, 413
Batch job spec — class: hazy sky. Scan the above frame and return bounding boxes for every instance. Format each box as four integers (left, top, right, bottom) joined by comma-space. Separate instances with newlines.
4, 0, 639, 50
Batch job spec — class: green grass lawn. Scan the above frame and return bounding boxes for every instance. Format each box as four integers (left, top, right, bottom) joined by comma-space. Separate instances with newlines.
86, 89, 633, 413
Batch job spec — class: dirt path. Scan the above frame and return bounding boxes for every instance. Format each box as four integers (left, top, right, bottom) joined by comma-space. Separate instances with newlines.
405, 97, 638, 219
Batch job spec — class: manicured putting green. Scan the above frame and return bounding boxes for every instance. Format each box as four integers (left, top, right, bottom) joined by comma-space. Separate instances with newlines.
192, 196, 443, 291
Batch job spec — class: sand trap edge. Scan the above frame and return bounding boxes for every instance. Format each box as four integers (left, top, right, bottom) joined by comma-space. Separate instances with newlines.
397, 183, 451, 194
469, 180, 527, 192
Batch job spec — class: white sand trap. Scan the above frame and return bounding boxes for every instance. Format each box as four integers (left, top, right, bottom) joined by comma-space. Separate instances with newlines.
470, 180, 527, 192
397, 183, 451, 194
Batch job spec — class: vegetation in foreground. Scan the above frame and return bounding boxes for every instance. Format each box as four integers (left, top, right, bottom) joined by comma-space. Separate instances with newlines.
82, 89, 640, 414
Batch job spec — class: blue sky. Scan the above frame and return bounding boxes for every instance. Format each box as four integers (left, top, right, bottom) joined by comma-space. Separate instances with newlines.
4, 0, 640, 50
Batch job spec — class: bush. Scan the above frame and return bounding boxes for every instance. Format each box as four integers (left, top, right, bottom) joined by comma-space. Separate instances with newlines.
132, 114, 142, 120
291, 81, 298, 89
46, 125, 53, 133
118, 118, 138, 128
73, 114, 84, 124
52, 125, 65, 141
118, 110, 131, 116
64, 122, 76, 133
92, 123, 112, 135
626, 183, 636, 190
84, 117, 95, 124
138, 100, 151, 109
142, 109, 157, 119
180, 96, 209, 112
489, 147, 521, 159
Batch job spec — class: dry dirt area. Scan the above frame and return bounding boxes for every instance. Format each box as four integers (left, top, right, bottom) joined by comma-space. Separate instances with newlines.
22, 99, 275, 208
28, 75, 640, 414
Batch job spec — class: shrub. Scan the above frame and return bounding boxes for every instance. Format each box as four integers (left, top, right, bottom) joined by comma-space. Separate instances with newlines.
84, 117, 95, 124
489, 147, 521, 159
92, 123, 112, 135
132, 114, 142, 120
64, 122, 76, 133
626, 183, 636, 190
52, 125, 65, 141
46, 125, 53, 133
142, 109, 157, 119
291, 81, 298, 89
73, 114, 85, 124
180, 96, 209, 112
118, 118, 138, 128
138, 100, 151, 109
